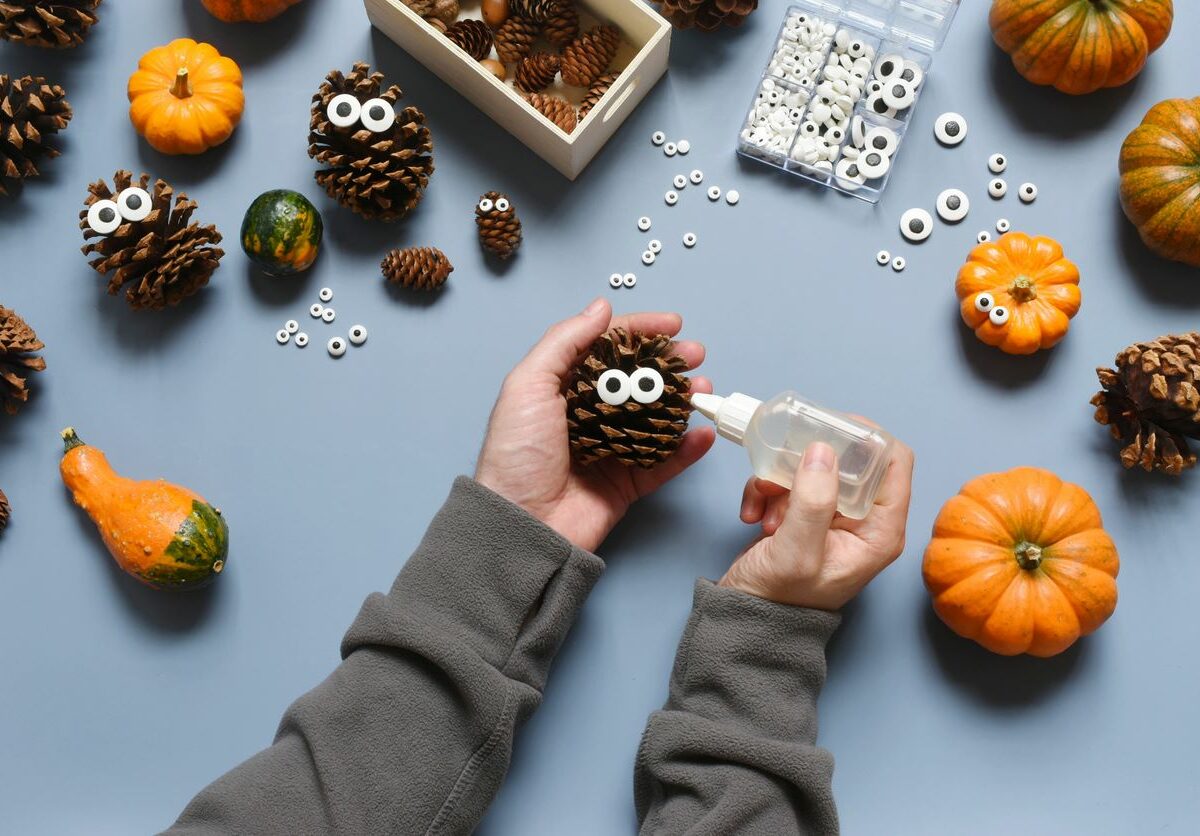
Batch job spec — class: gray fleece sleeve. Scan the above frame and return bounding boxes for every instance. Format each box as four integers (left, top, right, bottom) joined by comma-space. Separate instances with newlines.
635, 579, 841, 836
165, 476, 603, 836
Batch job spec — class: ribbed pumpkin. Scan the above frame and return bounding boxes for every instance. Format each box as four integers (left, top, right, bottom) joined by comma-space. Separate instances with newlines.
989, 0, 1173, 95
201, 0, 303, 22
1118, 97, 1200, 268
923, 467, 1119, 658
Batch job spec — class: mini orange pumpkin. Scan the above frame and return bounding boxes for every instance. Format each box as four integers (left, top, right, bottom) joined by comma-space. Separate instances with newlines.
989, 0, 1173, 95
956, 231, 1081, 355
201, 0, 303, 22
128, 38, 244, 155
923, 467, 1119, 658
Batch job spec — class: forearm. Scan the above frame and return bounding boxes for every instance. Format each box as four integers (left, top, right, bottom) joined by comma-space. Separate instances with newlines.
165, 477, 603, 835
635, 580, 841, 836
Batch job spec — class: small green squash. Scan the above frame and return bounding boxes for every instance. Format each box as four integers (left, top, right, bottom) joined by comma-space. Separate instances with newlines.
241, 189, 323, 276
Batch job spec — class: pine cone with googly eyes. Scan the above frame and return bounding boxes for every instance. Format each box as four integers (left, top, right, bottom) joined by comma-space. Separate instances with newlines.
565, 328, 693, 469
308, 62, 435, 222
475, 191, 522, 259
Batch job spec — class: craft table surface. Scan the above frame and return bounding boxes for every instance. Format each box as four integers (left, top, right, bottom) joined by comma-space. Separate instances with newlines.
2, 1, 1199, 833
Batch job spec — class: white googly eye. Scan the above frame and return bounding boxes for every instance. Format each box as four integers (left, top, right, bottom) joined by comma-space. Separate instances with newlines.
876, 249, 890, 265
348, 324, 368, 345
989, 306, 1010, 326
996, 218, 1011, 233
936, 189, 970, 223
934, 112, 967, 146
882, 80, 916, 110
310, 303, 324, 318
478, 198, 494, 213
609, 272, 623, 288
276, 329, 290, 345
867, 80, 884, 95
689, 169, 704, 185
284, 319, 299, 334
682, 232, 697, 248
866, 92, 897, 118
622, 272, 636, 287
725, 189, 740, 205
862, 126, 897, 157
321, 307, 336, 323
294, 332, 309, 347
319, 287, 333, 302
629, 367, 666, 404
891, 256, 906, 272
642, 250, 656, 265
651, 130, 666, 146
648, 239, 662, 254
707, 185, 721, 201
596, 369, 632, 405
900, 208, 933, 242
857, 150, 890, 181
989, 178, 1008, 199
1019, 182, 1038, 203
116, 187, 152, 222
874, 53, 903, 79
673, 174, 687, 190
327, 93, 362, 128
327, 336, 347, 357
899, 61, 924, 88
637, 216, 652, 231
495, 197, 510, 212
988, 153, 1008, 174
359, 98, 395, 133
976, 230, 992, 243
664, 190, 678, 206
87, 200, 122, 235
676, 140, 690, 154
848, 41, 865, 59
974, 292, 995, 313
664, 142, 677, 156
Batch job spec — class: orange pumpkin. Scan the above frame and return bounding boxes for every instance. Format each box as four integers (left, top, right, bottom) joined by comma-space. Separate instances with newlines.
989, 0, 1173, 95
1119, 97, 1200, 268
128, 38, 245, 155
923, 467, 1119, 658
201, 0, 304, 22
956, 231, 1081, 355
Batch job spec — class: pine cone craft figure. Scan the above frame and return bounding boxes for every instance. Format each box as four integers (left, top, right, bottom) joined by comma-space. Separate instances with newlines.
579, 72, 617, 120
0, 74, 72, 196
1093, 332, 1200, 475
525, 92, 576, 133
494, 16, 539, 63
515, 53, 560, 93
80, 171, 224, 310
0, 0, 101, 47
565, 329, 692, 469
542, 2, 578, 47
560, 24, 620, 87
309, 62, 434, 222
445, 19, 493, 61
475, 191, 522, 259
382, 246, 453, 291
0, 305, 46, 416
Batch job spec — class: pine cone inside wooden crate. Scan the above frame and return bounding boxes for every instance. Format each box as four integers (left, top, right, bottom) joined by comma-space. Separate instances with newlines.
515, 53, 560, 93
475, 191, 522, 259
382, 246, 453, 291
511, 0, 559, 23
0, 73, 71, 195
445, 19, 493, 60
560, 24, 619, 88
659, 0, 757, 30
525, 92, 576, 133
0, 305, 45, 416
0, 0, 101, 48
579, 72, 617, 120
494, 15, 539, 63
542, 2, 578, 47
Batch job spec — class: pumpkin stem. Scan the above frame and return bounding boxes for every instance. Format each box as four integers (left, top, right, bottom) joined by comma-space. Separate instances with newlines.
61, 426, 86, 453
1010, 276, 1037, 303
1014, 542, 1043, 570
170, 68, 193, 99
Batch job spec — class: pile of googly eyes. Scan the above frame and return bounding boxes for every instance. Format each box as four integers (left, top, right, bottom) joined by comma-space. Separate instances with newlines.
274, 287, 368, 357
650, 131, 691, 157
833, 117, 898, 190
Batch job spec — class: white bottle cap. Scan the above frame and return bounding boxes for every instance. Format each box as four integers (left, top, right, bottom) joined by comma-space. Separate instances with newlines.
691, 392, 763, 445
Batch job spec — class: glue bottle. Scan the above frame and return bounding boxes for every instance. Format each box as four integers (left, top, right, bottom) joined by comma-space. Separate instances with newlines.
691, 391, 894, 520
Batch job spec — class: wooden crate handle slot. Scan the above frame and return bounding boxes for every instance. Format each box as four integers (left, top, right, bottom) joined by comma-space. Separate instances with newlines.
603, 75, 639, 123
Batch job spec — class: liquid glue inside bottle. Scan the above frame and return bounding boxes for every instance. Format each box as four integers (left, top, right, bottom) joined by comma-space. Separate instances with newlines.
692, 391, 894, 520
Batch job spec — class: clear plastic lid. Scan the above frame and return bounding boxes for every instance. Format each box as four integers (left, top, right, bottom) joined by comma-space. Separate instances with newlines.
840, 0, 961, 52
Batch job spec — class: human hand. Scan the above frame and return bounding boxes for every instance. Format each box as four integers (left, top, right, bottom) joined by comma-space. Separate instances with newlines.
718, 439, 915, 611
475, 298, 715, 554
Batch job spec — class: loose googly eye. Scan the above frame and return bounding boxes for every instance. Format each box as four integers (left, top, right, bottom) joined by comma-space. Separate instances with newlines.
989, 306, 1010, 326
622, 272, 636, 288
609, 272, 623, 288
976, 230, 992, 243
116, 187, 152, 222
676, 140, 691, 154
707, 185, 721, 201
629, 367, 665, 404
673, 174, 687, 189
891, 256, 906, 272
319, 287, 333, 302
726, 190, 740, 205
664, 142, 677, 157
689, 169, 704, 185
642, 250, 656, 265
683, 232, 697, 248
637, 216, 652, 231
327, 336, 347, 357
321, 307, 336, 323
996, 218, 1011, 233
86, 200, 122, 235
876, 249, 891, 266
294, 332, 309, 347
495, 197, 510, 212
934, 112, 967, 146
651, 130, 666, 146
900, 208, 933, 242
988, 153, 1007, 174
327, 93, 362, 128
648, 239, 662, 254
988, 178, 1008, 199
936, 189, 970, 223
974, 292, 995, 313
1019, 182, 1038, 203
348, 324, 368, 345
359, 98, 395, 133
284, 319, 299, 334
664, 190, 678, 206
478, 197, 494, 213
596, 369, 632, 405
310, 303, 324, 318
276, 329, 290, 345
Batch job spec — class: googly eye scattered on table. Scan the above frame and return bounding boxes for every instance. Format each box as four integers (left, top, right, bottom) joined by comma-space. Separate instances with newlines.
683, 232, 697, 248
116, 187, 152, 222
676, 140, 691, 154
689, 169, 704, 185
310, 303, 324, 318
673, 174, 687, 190
319, 287, 333, 302
648, 239, 662, 254
622, 272, 637, 288
707, 185, 721, 201
359, 98, 396, 133
988, 178, 1008, 199
976, 230, 992, 243
652, 130, 666, 146
989, 306, 1011, 326
876, 249, 891, 266
891, 256, 906, 272
629, 367, 666, 404
321, 307, 336, 323
936, 189, 970, 223
725, 189, 740, 205
327, 93, 362, 128
348, 324, 368, 346
284, 319, 299, 334
1018, 182, 1038, 203
276, 329, 290, 345
327, 336, 347, 358
664, 142, 677, 157
934, 112, 967, 146
642, 250, 656, 265
87, 200, 122, 235
664, 190, 678, 206
609, 272, 623, 288
996, 218, 1011, 233
294, 333, 309, 348
988, 153, 1008, 174
900, 208, 933, 242
637, 216, 652, 231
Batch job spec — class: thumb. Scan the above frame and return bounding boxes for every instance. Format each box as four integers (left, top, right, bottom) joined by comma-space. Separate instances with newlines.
776, 442, 839, 555
518, 297, 612, 379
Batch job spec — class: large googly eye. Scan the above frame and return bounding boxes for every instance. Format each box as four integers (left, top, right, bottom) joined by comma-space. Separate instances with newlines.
629, 367, 665, 404
327, 336, 347, 358
348, 324, 368, 345
327, 93, 362, 128
116, 187, 152, 222
934, 112, 967, 145
936, 188, 969, 223
596, 369, 632, 406
989, 306, 1010, 327
478, 197, 494, 213
974, 292, 995, 313
86, 200, 122, 235
495, 197, 510, 212
359, 98, 395, 133
900, 208, 933, 242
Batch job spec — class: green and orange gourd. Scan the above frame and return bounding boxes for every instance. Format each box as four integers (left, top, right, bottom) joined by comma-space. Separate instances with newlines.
201, 0, 304, 22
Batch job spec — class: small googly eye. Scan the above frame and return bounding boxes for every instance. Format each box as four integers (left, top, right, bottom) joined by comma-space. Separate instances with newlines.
664, 190, 678, 206
629, 367, 666, 404
276, 329, 290, 345
673, 174, 687, 190
359, 98, 395, 133
876, 250, 891, 266
1019, 182, 1038, 203
642, 250, 656, 266
596, 368, 632, 405
689, 169, 704, 185
116, 187, 152, 222
891, 256, 906, 272
478, 198, 494, 213
974, 292, 995, 313
622, 272, 637, 288
319, 287, 333, 302
707, 185, 721, 201
637, 216, 652, 231
989, 306, 1010, 326
989, 178, 1008, 199
988, 153, 1007, 174
327, 336, 347, 357
284, 319, 299, 334
348, 324, 368, 345
321, 307, 336, 323
648, 239, 663, 254
495, 197, 510, 212
936, 189, 970, 223
976, 230, 992, 243
651, 130, 666, 146
682, 232, 697, 248
996, 218, 1011, 233
86, 200, 122, 235
327, 93, 362, 128
294, 332, 309, 348
310, 303, 324, 318
609, 272, 623, 288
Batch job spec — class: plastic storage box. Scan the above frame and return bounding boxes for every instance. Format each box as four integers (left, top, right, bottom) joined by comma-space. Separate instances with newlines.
736, 0, 960, 203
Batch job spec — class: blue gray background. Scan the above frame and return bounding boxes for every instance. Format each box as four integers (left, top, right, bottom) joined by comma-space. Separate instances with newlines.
2, 0, 1199, 832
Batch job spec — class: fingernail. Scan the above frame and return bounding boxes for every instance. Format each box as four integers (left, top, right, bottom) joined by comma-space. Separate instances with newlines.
582, 297, 606, 316
803, 442, 835, 472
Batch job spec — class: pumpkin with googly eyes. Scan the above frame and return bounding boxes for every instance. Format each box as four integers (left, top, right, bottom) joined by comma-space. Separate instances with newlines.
475, 191, 522, 259
955, 231, 1081, 356
564, 328, 693, 469
308, 62, 434, 222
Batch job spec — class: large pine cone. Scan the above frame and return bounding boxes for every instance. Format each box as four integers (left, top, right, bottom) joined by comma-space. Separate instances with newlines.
0, 0, 101, 47
578, 72, 617, 120
511, 0, 559, 23
80, 171, 224, 310
0, 487, 8, 532
494, 16, 538, 63
560, 24, 619, 88
525, 92, 576, 133
0, 74, 72, 196
515, 53, 560, 93
445, 19, 493, 60
475, 190, 522, 259
0, 305, 45, 416
1092, 332, 1200, 475
309, 63, 434, 222
542, 2, 578, 47
658, 0, 756, 30
565, 328, 692, 468
382, 246, 453, 290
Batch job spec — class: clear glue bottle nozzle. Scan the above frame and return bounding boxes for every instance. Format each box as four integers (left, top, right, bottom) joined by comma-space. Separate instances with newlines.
691, 392, 763, 446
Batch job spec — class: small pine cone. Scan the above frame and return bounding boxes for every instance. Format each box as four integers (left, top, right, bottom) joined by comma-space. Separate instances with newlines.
659, 0, 756, 30
0, 305, 46, 416
0, 487, 8, 533
403, 0, 457, 23
0, 0, 101, 48
514, 53, 560, 93
309, 63, 434, 222
80, 171, 224, 310
475, 190, 522, 259
510, 0, 559, 22
445, 19, 493, 61
525, 92, 576, 133
560, 24, 620, 88
382, 246, 453, 290
493, 15, 538, 63
1092, 331, 1200, 475
542, 2, 578, 47
578, 72, 617, 120
565, 328, 692, 469
0, 74, 72, 196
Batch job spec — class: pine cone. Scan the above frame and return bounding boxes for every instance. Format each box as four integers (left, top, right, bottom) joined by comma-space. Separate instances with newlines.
80, 171, 224, 310
445, 19, 493, 61
309, 63, 434, 222
0, 0, 101, 48
0, 305, 45, 416
494, 16, 539, 63
658, 0, 756, 30
382, 246, 453, 290
404, 0, 457, 23
0, 487, 8, 533
1092, 332, 1200, 475
578, 72, 617, 120
525, 92, 576, 133
542, 2, 578, 48
511, 0, 559, 22
515, 53, 560, 93
560, 24, 619, 88
0, 74, 72, 196
565, 328, 692, 468
475, 191, 521, 259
